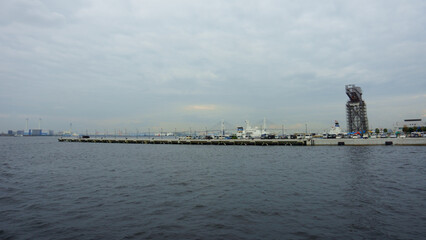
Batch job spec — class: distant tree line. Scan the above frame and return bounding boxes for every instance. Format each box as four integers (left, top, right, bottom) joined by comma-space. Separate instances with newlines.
402, 126, 426, 133
374, 128, 389, 134
374, 126, 426, 134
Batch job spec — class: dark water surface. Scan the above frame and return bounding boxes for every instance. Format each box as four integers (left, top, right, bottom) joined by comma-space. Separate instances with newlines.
1, 137, 425, 239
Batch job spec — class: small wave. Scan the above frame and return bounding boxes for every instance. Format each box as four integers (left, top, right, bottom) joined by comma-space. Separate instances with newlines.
169, 181, 189, 186
192, 204, 206, 210
204, 223, 230, 230
0, 230, 15, 240
292, 231, 321, 239
123, 231, 146, 239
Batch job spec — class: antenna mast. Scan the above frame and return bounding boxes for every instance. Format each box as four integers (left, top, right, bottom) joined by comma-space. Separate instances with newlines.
263, 117, 267, 133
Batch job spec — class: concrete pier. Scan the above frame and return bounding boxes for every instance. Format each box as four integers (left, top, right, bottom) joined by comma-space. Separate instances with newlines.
58, 138, 307, 145
312, 138, 426, 146
58, 137, 426, 146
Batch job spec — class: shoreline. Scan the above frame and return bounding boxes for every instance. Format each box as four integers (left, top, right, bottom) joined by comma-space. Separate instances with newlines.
58, 137, 426, 146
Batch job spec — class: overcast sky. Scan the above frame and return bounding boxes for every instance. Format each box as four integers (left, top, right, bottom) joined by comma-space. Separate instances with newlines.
1, 0, 425, 133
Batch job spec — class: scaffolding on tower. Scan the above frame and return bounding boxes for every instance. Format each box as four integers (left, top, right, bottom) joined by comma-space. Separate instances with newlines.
346, 84, 369, 133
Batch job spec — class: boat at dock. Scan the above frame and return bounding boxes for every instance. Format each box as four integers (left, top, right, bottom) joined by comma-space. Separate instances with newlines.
236, 120, 268, 139
323, 121, 346, 138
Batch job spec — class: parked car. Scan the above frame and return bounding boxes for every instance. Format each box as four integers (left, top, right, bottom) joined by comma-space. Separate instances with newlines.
327, 134, 336, 139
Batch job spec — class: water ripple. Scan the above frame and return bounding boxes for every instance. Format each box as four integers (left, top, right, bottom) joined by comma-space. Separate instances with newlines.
0, 138, 425, 239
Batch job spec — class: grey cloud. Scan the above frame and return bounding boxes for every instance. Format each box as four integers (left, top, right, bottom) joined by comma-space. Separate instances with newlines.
1, 0, 425, 132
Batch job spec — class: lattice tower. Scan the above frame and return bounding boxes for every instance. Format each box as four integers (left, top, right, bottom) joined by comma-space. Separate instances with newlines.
346, 84, 369, 133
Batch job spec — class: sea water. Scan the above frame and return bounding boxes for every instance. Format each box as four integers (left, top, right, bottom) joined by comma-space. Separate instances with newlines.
1, 137, 425, 239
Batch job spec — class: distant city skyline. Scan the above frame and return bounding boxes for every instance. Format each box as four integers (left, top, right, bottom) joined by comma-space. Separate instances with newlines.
1, 1, 425, 133
2, 115, 423, 136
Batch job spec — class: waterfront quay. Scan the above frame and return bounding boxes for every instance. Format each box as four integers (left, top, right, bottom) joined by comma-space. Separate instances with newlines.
58, 137, 426, 146
59, 138, 307, 146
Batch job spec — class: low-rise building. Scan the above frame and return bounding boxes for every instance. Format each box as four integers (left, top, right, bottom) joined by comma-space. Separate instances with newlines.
395, 119, 425, 132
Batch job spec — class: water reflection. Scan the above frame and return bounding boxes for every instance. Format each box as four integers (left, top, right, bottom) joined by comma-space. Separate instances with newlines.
342, 147, 386, 238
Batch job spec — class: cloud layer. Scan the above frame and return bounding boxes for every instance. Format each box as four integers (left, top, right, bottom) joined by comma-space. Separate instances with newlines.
1, 0, 425, 133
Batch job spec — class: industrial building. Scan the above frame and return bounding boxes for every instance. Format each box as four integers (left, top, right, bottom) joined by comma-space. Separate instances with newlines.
31, 129, 42, 136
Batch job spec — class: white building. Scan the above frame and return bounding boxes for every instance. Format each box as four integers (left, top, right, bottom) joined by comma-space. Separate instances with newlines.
395, 119, 425, 131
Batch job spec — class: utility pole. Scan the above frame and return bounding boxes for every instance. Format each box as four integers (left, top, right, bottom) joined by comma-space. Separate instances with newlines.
26, 118, 29, 134
263, 117, 266, 133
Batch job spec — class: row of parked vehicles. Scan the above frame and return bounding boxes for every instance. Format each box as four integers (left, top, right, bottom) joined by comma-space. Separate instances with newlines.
180, 132, 425, 140
274, 132, 425, 139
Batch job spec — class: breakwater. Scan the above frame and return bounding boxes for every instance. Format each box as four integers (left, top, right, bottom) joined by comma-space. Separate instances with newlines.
58, 138, 426, 146
58, 138, 308, 145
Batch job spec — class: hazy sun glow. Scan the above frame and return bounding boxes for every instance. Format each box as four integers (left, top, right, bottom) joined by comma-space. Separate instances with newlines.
185, 105, 217, 111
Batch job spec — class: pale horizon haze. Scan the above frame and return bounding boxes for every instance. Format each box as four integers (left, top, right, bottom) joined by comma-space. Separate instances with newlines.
1, 0, 425, 134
